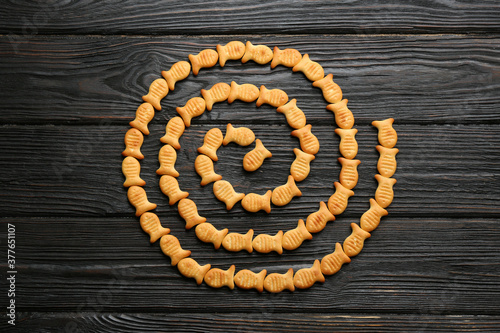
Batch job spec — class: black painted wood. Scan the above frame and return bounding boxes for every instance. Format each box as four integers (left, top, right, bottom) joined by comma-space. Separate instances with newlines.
0, 35, 499, 125
0, 0, 499, 35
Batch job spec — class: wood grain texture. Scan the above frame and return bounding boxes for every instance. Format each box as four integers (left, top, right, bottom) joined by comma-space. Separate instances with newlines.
0, 124, 499, 217
1, 0, 499, 35
4, 312, 500, 332
0, 35, 499, 125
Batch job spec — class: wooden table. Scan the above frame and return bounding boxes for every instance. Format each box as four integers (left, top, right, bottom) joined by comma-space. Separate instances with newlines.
1, 1, 499, 331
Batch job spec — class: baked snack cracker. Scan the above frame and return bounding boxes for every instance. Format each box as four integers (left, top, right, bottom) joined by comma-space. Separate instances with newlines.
217, 41, 246, 67
159, 175, 189, 205
122, 128, 144, 160
374, 174, 397, 208
276, 98, 307, 129
372, 118, 397, 148
293, 259, 325, 289
176, 97, 206, 127
343, 223, 371, 257
139, 212, 170, 243
204, 265, 236, 289
252, 230, 283, 254
243, 139, 272, 172
142, 78, 169, 111
282, 219, 312, 251
177, 258, 211, 285
222, 230, 254, 253
201, 82, 231, 111
197, 128, 223, 161
241, 190, 272, 213
327, 181, 354, 215
272, 175, 302, 206
292, 54, 324, 82
130, 103, 155, 135
161, 61, 191, 91
335, 128, 358, 160
213, 180, 246, 210
223, 123, 255, 146
189, 49, 219, 75
305, 201, 335, 234
160, 235, 191, 266
312, 74, 342, 104
326, 99, 354, 129
338, 157, 361, 190
241, 41, 273, 65
178, 198, 207, 229
122, 156, 146, 187
156, 144, 180, 177
291, 124, 320, 155
228, 81, 260, 103
271, 46, 302, 69
360, 198, 388, 232
234, 269, 267, 292
160, 116, 185, 150
194, 154, 222, 186
320, 242, 351, 275
290, 148, 315, 182
264, 268, 295, 293
256, 85, 288, 107
195, 222, 229, 249
127, 186, 157, 217
376, 145, 399, 178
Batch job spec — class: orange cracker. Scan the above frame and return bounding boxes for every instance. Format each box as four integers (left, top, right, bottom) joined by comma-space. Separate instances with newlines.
161, 61, 191, 90
122, 156, 146, 187
264, 268, 295, 293
282, 219, 312, 251
139, 212, 170, 243
320, 242, 351, 275
122, 128, 144, 160
177, 258, 211, 285
160, 235, 191, 266
360, 198, 388, 232
343, 223, 371, 257
327, 181, 355, 215
271, 46, 302, 68
326, 99, 354, 129
228, 81, 260, 103
293, 259, 325, 289
201, 82, 231, 111
160, 116, 185, 150
156, 144, 180, 177
204, 265, 236, 289
195, 222, 229, 250
291, 124, 320, 155
213, 180, 245, 210
338, 157, 361, 190
176, 97, 206, 127
217, 41, 246, 67
374, 174, 397, 208
198, 128, 223, 161
243, 139, 272, 172
234, 269, 267, 292
376, 145, 399, 178
290, 148, 315, 182
194, 154, 222, 186
142, 78, 169, 111
159, 175, 189, 205
189, 49, 218, 75
130, 103, 155, 135
312, 74, 342, 104
241, 190, 272, 214
305, 201, 335, 234
223, 123, 255, 146
241, 41, 273, 65
256, 85, 289, 107
222, 229, 254, 253
335, 128, 358, 160
372, 118, 397, 148
252, 230, 283, 254
127, 186, 157, 217
178, 198, 207, 229
276, 98, 307, 129
272, 175, 302, 206
292, 54, 324, 82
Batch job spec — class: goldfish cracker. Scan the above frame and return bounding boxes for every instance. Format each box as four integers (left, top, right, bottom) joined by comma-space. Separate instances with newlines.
264, 268, 295, 293
293, 259, 325, 289
122, 156, 146, 187
252, 230, 283, 254
127, 186, 157, 217
122, 128, 144, 159
335, 128, 358, 160
326, 99, 354, 129
197, 128, 223, 161
343, 223, 371, 257
320, 242, 351, 275
305, 201, 335, 234
178, 198, 206, 229
241, 190, 272, 214
376, 145, 399, 178
276, 99, 307, 129
161, 61, 191, 90
291, 124, 320, 155
290, 148, 315, 182
159, 235, 191, 266
139, 212, 170, 243
227, 81, 260, 103
243, 139, 272, 172
374, 174, 397, 208
195, 222, 228, 250
142, 78, 168, 111
272, 175, 302, 207
282, 219, 312, 251
204, 265, 236, 289
217, 41, 246, 67
222, 230, 254, 253
292, 54, 324, 82
234, 269, 267, 292
256, 85, 288, 107
201, 82, 231, 111
327, 181, 354, 215
241, 41, 273, 65
130, 103, 155, 135
360, 198, 388, 232
223, 123, 255, 146
213, 180, 246, 210
312, 74, 342, 104
189, 49, 218, 75
372, 118, 397, 148
159, 175, 189, 205
338, 157, 361, 190
271, 46, 302, 68
194, 154, 222, 186
176, 97, 206, 127
177, 258, 211, 285
156, 144, 180, 177
160, 117, 185, 150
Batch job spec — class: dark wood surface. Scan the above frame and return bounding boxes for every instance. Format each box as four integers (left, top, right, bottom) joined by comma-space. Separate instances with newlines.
1, 1, 499, 332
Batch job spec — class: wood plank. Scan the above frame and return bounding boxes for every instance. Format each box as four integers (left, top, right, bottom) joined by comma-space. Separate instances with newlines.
1, 1, 499, 35
1, 35, 499, 125
5, 312, 500, 332
1, 124, 499, 217
3, 217, 500, 313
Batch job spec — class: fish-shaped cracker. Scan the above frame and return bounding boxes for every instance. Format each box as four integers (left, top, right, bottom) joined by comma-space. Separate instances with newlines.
217, 41, 246, 67
343, 223, 371, 257
327, 181, 354, 215
291, 124, 320, 155
178, 198, 206, 229
213, 180, 246, 210
159, 175, 189, 205
290, 148, 315, 182
293, 259, 325, 289
156, 144, 179, 177
222, 229, 254, 253
243, 139, 272, 172
263, 268, 295, 293
195, 222, 228, 250
360, 198, 388, 232
234, 269, 267, 292
276, 98, 307, 129
130, 103, 155, 135
122, 128, 144, 159
139, 212, 170, 243
176, 97, 206, 127
272, 175, 302, 207
320, 242, 351, 275
160, 116, 185, 150
252, 230, 283, 254
189, 49, 218, 75
195, 154, 222, 186
177, 258, 211, 285
305, 201, 335, 234
160, 235, 191, 266
142, 78, 169, 110
161, 61, 191, 90
282, 219, 312, 251
326, 99, 354, 129
127, 186, 157, 217
197, 128, 223, 161
122, 156, 146, 187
